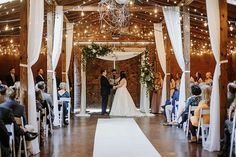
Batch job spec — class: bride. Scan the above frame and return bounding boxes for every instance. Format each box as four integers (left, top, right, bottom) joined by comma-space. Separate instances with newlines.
110, 71, 143, 117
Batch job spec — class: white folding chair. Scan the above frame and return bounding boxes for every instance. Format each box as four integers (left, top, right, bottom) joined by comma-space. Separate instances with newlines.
41, 108, 48, 138
5, 123, 16, 157
196, 108, 210, 146
59, 97, 71, 125
230, 111, 236, 157
14, 117, 28, 157
185, 105, 198, 137
58, 100, 64, 127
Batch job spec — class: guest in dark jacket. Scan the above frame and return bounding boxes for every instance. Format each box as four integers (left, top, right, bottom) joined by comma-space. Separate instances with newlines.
100, 69, 113, 115
5, 68, 18, 87
35, 68, 45, 84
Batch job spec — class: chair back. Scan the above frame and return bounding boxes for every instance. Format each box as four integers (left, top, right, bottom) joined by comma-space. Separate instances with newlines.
5, 123, 16, 157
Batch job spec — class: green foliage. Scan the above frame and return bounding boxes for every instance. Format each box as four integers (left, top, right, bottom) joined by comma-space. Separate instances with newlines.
140, 48, 155, 93
81, 43, 112, 70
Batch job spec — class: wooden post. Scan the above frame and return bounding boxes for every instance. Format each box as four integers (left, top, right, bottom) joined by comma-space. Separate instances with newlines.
183, 7, 191, 98
61, 26, 66, 82
19, 0, 28, 116
73, 47, 80, 113
219, 0, 228, 137
165, 35, 171, 99
47, 11, 54, 94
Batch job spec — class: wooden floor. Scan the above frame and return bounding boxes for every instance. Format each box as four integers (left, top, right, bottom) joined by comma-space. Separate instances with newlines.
36, 114, 219, 157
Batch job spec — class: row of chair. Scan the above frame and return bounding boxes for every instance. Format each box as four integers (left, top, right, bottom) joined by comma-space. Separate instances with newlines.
184, 106, 210, 146
5, 117, 28, 157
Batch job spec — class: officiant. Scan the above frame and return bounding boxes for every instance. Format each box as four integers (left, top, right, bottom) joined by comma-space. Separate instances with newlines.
108, 69, 120, 112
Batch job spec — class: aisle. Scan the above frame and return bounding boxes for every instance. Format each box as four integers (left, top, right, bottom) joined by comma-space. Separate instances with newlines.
37, 115, 219, 157
93, 118, 161, 157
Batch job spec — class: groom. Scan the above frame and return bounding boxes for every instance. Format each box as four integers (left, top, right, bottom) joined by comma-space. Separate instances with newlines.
100, 69, 113, 115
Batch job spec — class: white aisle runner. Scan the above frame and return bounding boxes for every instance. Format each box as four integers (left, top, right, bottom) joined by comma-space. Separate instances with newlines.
93, 118, 162, 157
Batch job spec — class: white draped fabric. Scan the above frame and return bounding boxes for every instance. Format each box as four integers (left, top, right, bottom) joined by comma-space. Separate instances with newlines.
163, 6, 186, 118
52, 6, 63, 126
66, 23, 74, 92
204, 0, 221, 151
227, 0, 236, 5
27, 0, 44, 154
97, 51, 143, 61
154, 23, 167, 110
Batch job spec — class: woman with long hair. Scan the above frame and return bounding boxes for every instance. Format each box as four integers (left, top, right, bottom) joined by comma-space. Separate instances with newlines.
110, 71, 143, 116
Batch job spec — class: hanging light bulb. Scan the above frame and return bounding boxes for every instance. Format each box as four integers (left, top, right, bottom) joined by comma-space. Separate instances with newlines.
81, 11, 85, 17
5, 24, 9, 31
230, 25, 234, 31
204, 22, 208, 27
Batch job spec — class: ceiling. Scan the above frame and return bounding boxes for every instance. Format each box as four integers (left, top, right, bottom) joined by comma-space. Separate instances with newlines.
0, 0, 235, 55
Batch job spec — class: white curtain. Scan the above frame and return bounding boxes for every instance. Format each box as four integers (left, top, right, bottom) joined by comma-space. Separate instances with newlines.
97, 51, 143, 61
66, 23, 74, 92
163, 6, 186, 118
154, 23, 167, 110
204, 0, 221, 151
27, 0, 44, 154
80, 57, 87, 115
227, 0, 236, 5
52, 6, 63, 126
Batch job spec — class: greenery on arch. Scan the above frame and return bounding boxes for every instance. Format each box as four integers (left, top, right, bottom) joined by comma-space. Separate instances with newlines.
81, 43, 112, 71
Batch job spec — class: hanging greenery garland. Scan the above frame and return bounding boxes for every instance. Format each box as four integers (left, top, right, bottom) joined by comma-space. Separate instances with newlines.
81, 43, 112, 70
140, 48, 155, 93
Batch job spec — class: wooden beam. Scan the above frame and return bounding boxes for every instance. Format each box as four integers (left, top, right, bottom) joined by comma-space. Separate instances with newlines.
47, 11, 54, 95
219, 0, 229, 138
165, 35, 171, 99
61, 24, 66, 82
183, 7, 191, 98
64, 6, 161, 12
19, 0, 28, 116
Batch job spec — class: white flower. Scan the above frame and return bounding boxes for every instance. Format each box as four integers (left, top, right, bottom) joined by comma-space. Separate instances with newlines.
92, 49, 96, 53
88, 45, 92, 49
99, 47, 102, 50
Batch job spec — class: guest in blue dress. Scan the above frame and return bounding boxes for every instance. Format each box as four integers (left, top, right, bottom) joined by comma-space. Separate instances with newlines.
58, 82, 70, 125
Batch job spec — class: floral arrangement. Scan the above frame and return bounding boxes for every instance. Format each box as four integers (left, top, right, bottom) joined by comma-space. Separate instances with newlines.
81, 43, 112, 70
140, 48, 155, 93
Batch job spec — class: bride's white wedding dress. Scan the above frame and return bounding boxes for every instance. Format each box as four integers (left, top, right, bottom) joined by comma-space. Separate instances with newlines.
110, 79, 144, 117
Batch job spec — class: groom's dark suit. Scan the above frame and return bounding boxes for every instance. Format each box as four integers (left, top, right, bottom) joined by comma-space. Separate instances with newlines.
100, 75, 112, 114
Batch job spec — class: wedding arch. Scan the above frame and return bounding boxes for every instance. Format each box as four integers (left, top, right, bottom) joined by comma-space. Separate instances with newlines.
75, 43, 154, 117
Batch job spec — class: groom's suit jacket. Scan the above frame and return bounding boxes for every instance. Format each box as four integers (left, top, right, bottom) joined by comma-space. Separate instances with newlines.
100, 75, 112, 96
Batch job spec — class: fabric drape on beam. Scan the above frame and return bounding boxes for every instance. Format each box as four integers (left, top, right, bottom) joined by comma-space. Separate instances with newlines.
27, 0, 44, 154
66, 23, 74, 92
163, 6, 186, 118
204, 0, 221, 151
52, 6, 64, 126
97, 51, 143, 61
154, 23, 167, 110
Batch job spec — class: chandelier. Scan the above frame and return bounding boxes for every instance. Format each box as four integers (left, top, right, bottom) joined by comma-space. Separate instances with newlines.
98, 0, 130, 29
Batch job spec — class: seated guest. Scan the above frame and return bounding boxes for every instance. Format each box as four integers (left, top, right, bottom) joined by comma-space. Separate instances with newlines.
58, 82, 70, 125
218, 81, 236, 157
204, 72, 213, 86
194, 72, 203, 84
175, 85, 202, 128
188, 85, 211, 142
5, 68, 18, 87
37, 81, 53, 115
0, 119, 10, 157
3, 87, 27, 125
35, 68, 45, 84
0, 84, 6, 103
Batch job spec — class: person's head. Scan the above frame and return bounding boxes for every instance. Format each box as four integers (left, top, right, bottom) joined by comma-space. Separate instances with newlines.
120, 71, 126, 80
112, 69, 117, 76
59, 82, 67, 90
195, 72, 202, 78
37, 68, 44, 75
205, 72, 212, 79
155, 72, 162, 79
5, 87, 16, 100
37, 81, 46, 91
101, 69, 107, 76
9, 68, 15, 75
191, 85, 202, 96
175, 73, 180, 80
170, 73, 174, 81
0, 85, 6, 103
201, 85, 212, 105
